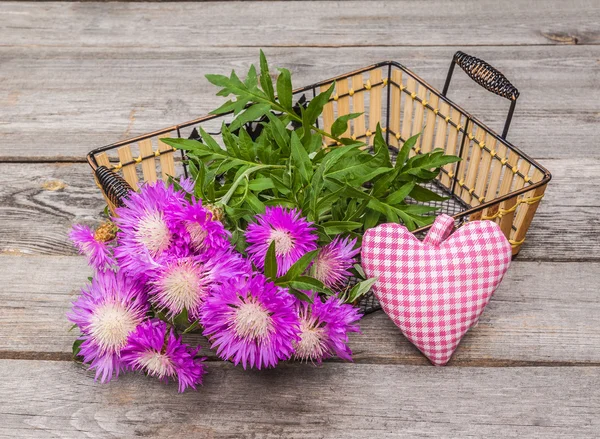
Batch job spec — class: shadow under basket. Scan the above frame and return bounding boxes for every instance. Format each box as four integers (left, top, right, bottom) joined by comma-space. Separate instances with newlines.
87, 51, 551, 316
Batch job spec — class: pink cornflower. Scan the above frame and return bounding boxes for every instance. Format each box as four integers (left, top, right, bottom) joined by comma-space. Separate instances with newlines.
122, 319, 207, 392
68, 270, 148, 383
294, 294, 362, 363
311, 236, 360, 289
174, 198, 231, 256
201, 273, 299, 369
245, 206, 317, 277
147, 250, 250, 321
70, 223, 117, 272
113, 181, 185, 276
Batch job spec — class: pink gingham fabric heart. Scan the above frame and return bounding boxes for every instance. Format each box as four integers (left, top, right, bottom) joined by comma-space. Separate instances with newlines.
361, 214, 512, 365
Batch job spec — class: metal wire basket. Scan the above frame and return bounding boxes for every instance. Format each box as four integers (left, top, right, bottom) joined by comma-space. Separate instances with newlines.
87, 51, 551, 315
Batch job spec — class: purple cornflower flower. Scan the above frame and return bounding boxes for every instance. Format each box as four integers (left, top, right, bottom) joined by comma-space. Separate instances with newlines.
311, 236, 360, 289
70, 223, 116, 272
147, 249, 250, 321
201, 273, 299, 369
245, 206, 317, 276
121, 319, 206, 392
68, 270, 148, 383
174, 198, 232, 256
293, 294, 362, 363
178, 176, 195, 195
113, 181, 185, 276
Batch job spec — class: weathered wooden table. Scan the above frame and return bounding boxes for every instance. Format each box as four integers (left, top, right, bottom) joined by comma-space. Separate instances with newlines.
1, 1, 599, 437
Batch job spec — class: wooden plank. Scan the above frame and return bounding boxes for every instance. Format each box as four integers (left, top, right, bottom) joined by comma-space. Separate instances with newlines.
0, 1, 598, 48
2, 255, 600, 366
1, 45, 599, 160
335, 77, 350, 137
0, 159, 596, 261
117, 145, 140, 191
388, 69, 402, 148
320, 83, 335, 141
367, 68, 383, 146
350, 74, 366, 139
1, 360, 599, 438
158, 133, 176, 181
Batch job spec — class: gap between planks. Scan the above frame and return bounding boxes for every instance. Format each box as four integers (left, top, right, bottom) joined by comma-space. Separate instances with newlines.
2, 350, 600, 368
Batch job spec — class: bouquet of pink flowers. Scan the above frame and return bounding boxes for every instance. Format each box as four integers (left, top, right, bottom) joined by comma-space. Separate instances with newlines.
69, 52, 459, 392
69, 179, 364, 391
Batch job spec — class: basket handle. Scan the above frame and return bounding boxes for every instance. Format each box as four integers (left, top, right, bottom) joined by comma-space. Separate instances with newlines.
442, 51, 519, 139
95, 166, 133, 208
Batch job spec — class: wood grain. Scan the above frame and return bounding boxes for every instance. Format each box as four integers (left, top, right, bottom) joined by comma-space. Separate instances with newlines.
1, 360, 599, 439
1, 1, 599, 48
2, 255, 599, 366
0, 46, 599, 160
1, 159, 597, 261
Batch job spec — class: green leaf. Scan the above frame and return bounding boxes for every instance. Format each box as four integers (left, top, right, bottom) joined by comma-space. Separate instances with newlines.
321, 220, 363, 234
265, 112, 291, 154
411, 213, 436, 228
220, 165, 266, 206
353, 263, 366, 278
288, 288, 314, 303
303, 82, 335, 128
173, 308, 190, 328
182, 320, 201, 334
396, 204, 438, 215
363, 208, 380, 230
324, 151, 392, 186
276, 68, 293, 111
229, 103, 271, 132
211, 99, 237, 115
331, 112, 362, 138
244, 64, 258, 89
396, 133, 420, 168
290, 131, 312, 183
345, 277, 378, 303
373, 123, 392, 169
384, 181, 416, 205
259, 50, 276, 101
263, 198, 297, 208
248, 177, 275, 192
321, 143, 363, 172
409, 184, 449, 202
244, 191, 266, 214
72, 339, 84, 359
276, 250, 318, 283
285, 276, 332, 295
205, 73, 231, 89
206, 71, 269, 114
264, 240, 278, 280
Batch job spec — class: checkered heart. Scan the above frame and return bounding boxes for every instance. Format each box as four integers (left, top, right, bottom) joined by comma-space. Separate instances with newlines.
361, 214, 512, 365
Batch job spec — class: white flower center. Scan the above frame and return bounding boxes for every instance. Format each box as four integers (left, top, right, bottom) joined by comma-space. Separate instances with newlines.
233, 299, 272, 341
311, 255, 334, 285
155, 259, 206, 315
294, 316, 328, 362
89, 302, 138, 354
135, 211, 172, 256
186, 222, 208, 251
269, 229, 294, 256
138, 350, 175, 379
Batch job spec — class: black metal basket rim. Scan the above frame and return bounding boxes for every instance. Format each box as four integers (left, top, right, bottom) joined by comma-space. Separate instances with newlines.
86, 59, 552, 235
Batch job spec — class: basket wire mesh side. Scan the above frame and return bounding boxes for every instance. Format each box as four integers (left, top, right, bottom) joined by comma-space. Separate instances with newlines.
87, 55, 551, 317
